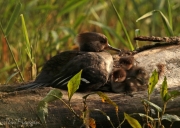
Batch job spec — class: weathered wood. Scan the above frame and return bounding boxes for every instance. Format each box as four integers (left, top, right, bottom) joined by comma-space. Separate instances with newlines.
1, 44, 180, 127
134, 36, 180, 43
0, 86, 180, 128
134, 45, 180, 89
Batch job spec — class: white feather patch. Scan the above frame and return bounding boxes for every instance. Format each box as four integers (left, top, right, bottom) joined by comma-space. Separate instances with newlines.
81, 78, 90, 83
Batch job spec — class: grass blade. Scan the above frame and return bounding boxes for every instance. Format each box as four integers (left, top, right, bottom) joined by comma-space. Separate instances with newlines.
158, 10, 174, 36
136, 10, 174, 36
58, 0, 87, 16
110, 0, 134, 50
20, 14, 30, 50
167, 0, 172, 28
0, 23, 24, 82
5, 71, 19, 84
5, 1, 22, 36
89, 20, 126, 47
20, 14, 36, 79
20, 14, 32, 61
136, 10, 155, 22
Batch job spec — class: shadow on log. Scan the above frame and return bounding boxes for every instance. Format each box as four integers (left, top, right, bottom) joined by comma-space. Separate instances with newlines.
1, 44, 180, 128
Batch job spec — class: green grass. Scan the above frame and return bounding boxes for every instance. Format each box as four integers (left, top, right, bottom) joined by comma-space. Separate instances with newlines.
0, 0, 180, 83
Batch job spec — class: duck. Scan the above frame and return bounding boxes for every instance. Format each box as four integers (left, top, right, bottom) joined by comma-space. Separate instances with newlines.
16, 32, 121, 92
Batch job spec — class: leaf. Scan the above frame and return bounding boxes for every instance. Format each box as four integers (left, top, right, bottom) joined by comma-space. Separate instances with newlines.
148, 70, 159, 95
37, 101, 48, 125
42, 89, 63, 103
132, 113, 154, 121
5, 1, 22, 36
162, 114, 180, 122
37, 89, 63, 124
96, 91, 118, 113
160, 77, 180, 102
160, 77, 168, 102
124, 113, 142, 128
89, 118, 96, 128
68, 70, 82, 101
163, 90, 180, 102
142, 99, 162, 112
163, 93, 171, 102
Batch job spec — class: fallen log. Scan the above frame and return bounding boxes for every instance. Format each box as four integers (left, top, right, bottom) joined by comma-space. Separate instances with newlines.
1, 44, 180, 128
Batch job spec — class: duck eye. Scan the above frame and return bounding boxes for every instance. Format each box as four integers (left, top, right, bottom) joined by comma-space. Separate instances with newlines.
100, 40, 106, 44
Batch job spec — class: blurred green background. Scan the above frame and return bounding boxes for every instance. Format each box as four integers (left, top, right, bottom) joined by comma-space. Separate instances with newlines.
0, 0, 180, 83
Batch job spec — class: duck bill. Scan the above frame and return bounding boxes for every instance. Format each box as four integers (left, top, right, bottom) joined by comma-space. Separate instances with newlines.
106, 44, 121, 52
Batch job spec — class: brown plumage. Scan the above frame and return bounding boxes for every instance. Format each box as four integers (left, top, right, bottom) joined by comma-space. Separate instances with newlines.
111, 68, 127, 82
16, 32, 121, 91
124, 77, 148, 94
119, 56, 134, 70
126, 66, 148, 84
110, 64, 148, 93
110, 68, 126, 93
75, 32, 120, 52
